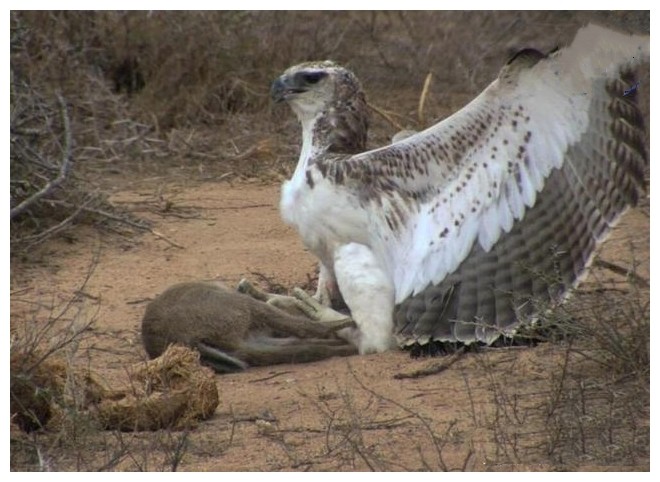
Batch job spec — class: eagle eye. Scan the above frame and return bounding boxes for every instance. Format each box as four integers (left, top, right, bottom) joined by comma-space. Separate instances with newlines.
302, 71, 327, 84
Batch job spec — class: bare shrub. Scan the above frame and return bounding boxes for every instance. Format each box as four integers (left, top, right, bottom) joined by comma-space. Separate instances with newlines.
10, 13, 155, 255
461, 252, 650, 470
539, 260, 649, 468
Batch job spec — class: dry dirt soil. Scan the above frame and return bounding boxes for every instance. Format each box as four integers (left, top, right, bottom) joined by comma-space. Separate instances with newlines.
10, 173, 649, 471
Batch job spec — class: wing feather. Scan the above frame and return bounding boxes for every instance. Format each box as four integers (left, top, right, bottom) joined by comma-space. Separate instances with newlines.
307, 24, 647, 344
383, 69, 588, 302
313, 24, 647, 310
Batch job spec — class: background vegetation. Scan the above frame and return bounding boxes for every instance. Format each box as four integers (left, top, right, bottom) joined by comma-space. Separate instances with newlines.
10, 11, 649, 252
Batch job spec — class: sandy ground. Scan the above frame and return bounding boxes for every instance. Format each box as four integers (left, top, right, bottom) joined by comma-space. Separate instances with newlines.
10, 177, 649, 471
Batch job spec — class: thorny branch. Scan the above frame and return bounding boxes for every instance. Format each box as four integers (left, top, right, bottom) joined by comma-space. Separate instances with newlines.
11, 94, 72, 219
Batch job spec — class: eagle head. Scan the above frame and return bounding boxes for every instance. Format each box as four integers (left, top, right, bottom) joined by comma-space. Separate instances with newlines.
271, 60, 369, 154
272, 61, 363, 116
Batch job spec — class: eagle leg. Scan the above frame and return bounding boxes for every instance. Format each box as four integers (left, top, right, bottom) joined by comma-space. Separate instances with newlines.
334, 243, 396, 354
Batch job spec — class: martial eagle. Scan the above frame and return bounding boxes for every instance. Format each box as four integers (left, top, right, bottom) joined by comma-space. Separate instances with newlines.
270, 24, 649, 354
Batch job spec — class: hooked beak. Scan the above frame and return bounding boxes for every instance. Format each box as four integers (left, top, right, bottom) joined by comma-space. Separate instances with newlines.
270, 75, 304, 103
270, 77, 287, 103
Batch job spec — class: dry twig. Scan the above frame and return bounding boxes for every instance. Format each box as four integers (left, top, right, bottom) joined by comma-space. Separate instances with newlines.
417, 71, 433, 125
593, 259, 649, 288
11, 94, 72, 219
394, 347, 467, 379
368, 102, 406, 131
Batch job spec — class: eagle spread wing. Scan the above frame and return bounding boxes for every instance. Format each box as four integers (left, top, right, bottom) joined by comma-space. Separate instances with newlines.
272, 24, 649, 351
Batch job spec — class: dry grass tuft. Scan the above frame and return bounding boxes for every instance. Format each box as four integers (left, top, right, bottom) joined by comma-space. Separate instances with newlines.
10, 350, 108, 433
97, 345, 219, 432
